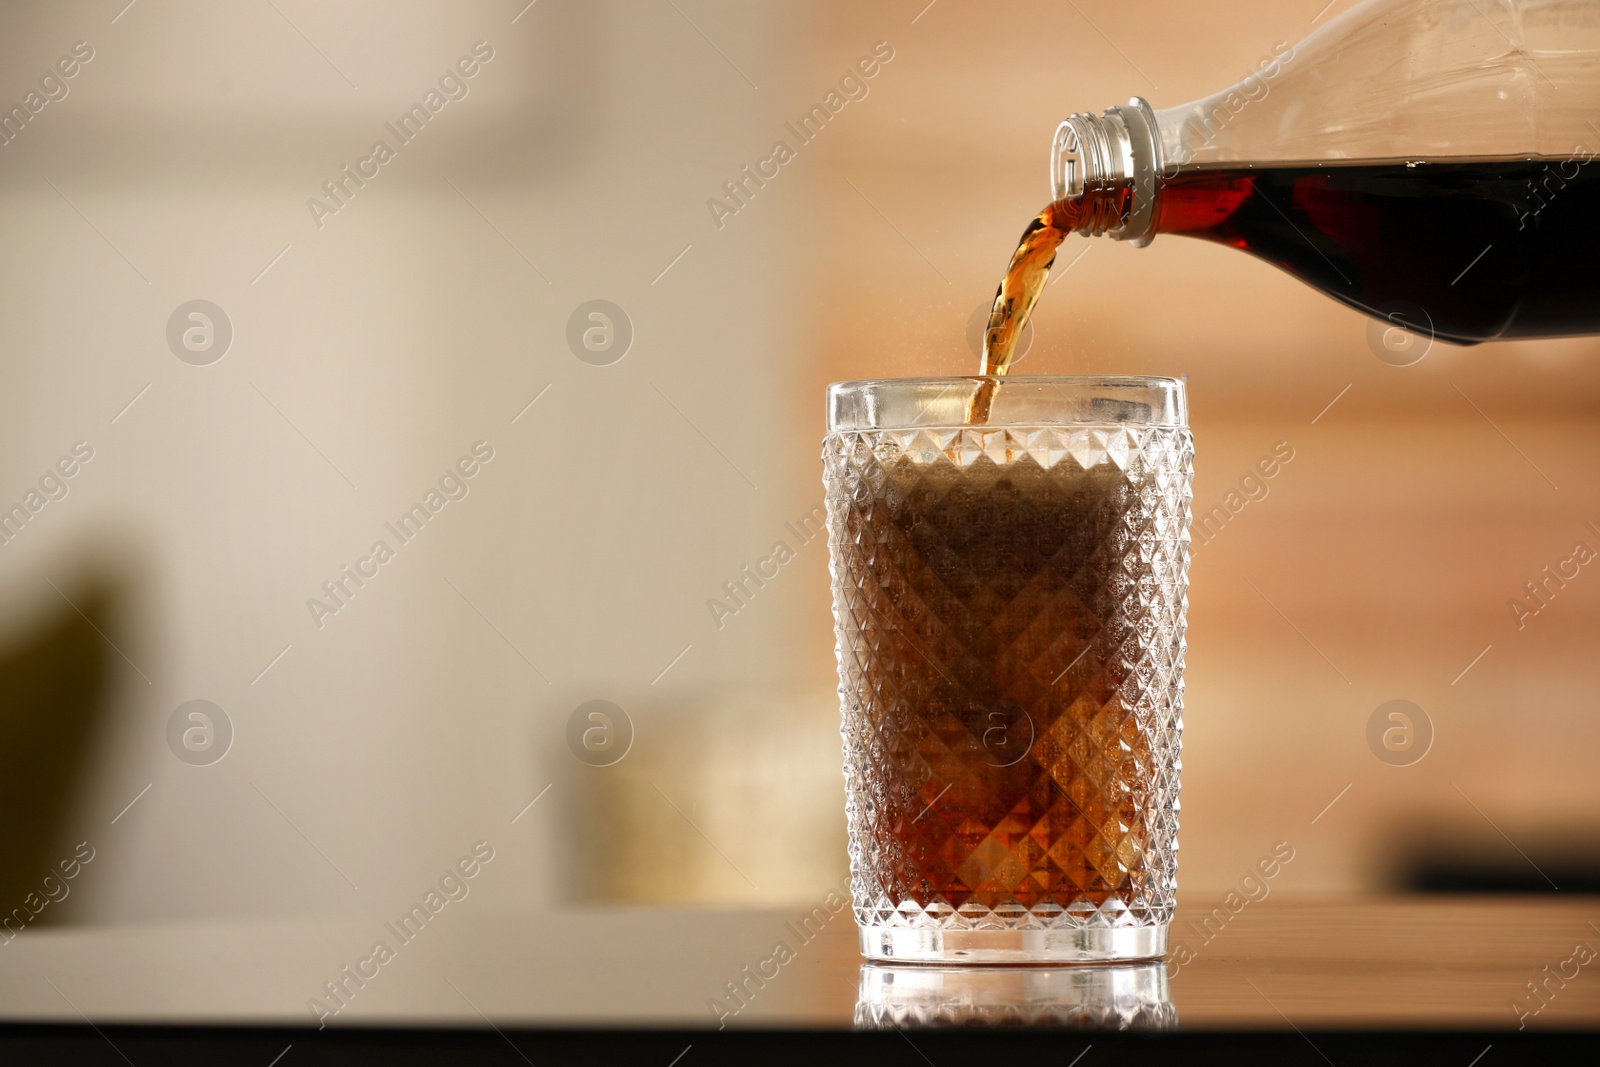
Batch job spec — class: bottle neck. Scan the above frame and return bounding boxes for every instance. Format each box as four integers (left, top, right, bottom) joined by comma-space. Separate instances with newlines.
1050, 97, 1162, 246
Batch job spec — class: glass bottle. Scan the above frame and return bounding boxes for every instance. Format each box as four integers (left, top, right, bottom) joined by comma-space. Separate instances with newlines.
1050, 0, 1600, 342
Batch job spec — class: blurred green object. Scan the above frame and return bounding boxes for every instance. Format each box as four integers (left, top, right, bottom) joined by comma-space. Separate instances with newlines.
0, 582, 113, 925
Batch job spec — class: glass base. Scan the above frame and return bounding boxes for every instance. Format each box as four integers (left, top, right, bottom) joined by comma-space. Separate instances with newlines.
855, 961, 1177, 1029
858, 924, 1167, 964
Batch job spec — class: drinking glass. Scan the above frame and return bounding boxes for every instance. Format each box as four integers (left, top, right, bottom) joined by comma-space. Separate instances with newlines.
824, 376, 1192, 962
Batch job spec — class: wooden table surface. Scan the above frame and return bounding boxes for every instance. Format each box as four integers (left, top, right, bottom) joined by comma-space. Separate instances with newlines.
2, 896, 1596, 1031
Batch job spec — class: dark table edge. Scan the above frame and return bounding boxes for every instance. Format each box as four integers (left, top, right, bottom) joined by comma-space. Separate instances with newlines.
0, 1022, 1594, 1065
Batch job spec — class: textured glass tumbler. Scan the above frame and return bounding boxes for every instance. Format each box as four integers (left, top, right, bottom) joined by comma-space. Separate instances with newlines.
824, 377, 1193, 963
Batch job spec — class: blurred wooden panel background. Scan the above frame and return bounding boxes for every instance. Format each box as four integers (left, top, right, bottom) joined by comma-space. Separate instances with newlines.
793, 0, 1600, 895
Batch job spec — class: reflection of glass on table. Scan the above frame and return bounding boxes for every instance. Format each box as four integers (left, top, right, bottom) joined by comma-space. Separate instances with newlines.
854, 961, 1176, 1030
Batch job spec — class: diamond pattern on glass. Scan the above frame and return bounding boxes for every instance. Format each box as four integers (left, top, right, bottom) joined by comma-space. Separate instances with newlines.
825, 426, 1193, 932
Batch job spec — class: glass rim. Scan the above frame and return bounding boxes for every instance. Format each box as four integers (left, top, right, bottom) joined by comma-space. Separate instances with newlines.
827, 375, 1188, 432
828, 374, 1185, 389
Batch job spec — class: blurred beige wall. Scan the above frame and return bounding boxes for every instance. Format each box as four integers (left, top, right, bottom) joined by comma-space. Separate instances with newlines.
2, 0, 1597, 927
0, 0, 823, 921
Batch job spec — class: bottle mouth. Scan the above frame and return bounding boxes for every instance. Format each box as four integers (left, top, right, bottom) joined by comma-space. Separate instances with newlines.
1051, 113, 1117, 202
1049, 98, 1162, 245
